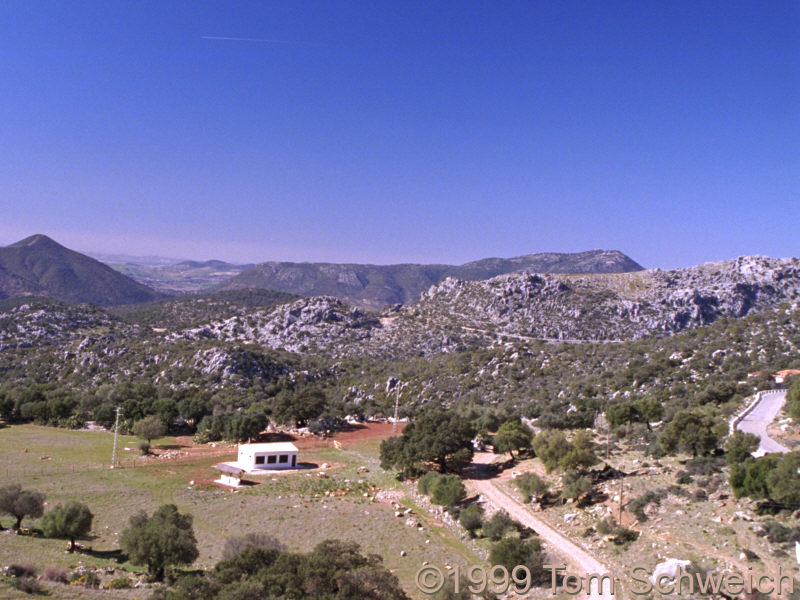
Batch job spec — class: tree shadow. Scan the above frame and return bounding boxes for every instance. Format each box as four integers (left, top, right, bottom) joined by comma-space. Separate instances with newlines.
591, 463, 627, 483
83, 548, 128, 563
254, 432, 300, 443
464, 461, 501, 481
577, 490, 609, 508
155, 443, 189, 451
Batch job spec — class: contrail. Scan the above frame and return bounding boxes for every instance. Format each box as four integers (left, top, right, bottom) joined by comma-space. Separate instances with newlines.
200, 35, 296, 44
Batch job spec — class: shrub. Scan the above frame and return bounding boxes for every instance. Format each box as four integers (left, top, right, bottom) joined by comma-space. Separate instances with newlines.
596, 516, 615, 536
12, 577, 42, 594
139, 441, 151, 455
614, 526, 639, 544
675, 470, 693, 484
667, 484, 689, 498
758, 521, 800, 545
596, 516, 638, 545
532, 430, 571, 471
628, 490, 666, 522
430, 474, 467, 507
489, 537, 548, 583
458, 505, 484, 537
686, 455, 725, 475
514, 473, 549, 502
725, 431, 760, 465
561, 470, 592, 501
211, 539, 406, 599
417, 471, 441, 496
483, 510, 515, 541
70, 570, 100, 588
532, 429, 597, 472
43, 566, 68, 583
8, 564, 37, 578
106, 577, 131, 589
222, 533, 285, 560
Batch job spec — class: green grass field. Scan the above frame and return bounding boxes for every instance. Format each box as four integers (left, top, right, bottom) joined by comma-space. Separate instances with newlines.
0, 424, 480, 598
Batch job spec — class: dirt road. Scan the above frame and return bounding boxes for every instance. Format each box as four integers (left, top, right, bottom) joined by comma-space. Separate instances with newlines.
468, 452, 614, 599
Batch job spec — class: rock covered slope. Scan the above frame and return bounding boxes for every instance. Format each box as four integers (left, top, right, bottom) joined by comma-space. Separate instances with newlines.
174, 255, 800, 357
402, 255, 800, 345
171, 296, 379, 354
0, 299, 300, 388
215, 249, 643, 310
0, 235, 163, 305
1, 256, 799, 398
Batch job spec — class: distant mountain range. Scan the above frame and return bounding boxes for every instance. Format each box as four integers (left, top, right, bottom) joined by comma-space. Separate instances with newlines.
216, 250, 644, 310
0, 235, 163, 305
0, 235, 644, 309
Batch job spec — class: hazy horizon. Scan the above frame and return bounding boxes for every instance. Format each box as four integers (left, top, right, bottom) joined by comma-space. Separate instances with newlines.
3, 230, 800, 272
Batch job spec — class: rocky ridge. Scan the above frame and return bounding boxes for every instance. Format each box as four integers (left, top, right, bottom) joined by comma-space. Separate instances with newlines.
170, 296, 379, 354
172, 256, 800, 358
215, 249, 643, 310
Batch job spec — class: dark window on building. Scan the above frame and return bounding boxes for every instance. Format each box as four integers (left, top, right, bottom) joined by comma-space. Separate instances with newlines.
255, 456, 265, 465
267, 455, 277, 464
279, 455, 288, 464
292, 455, 296, 467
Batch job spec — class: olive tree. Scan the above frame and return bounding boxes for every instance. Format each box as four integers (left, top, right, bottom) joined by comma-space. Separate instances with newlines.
493, 421, 533, 459
121, 504, 198, 581
0, 485, 44, 531
133, 416, 167, 444
41, 502, 93, 551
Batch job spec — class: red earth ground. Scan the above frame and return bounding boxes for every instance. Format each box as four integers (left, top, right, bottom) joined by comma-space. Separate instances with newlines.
137, 422, 405, 486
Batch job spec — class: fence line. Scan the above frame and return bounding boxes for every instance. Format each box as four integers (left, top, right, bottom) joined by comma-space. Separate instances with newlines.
2, 448, 240, 480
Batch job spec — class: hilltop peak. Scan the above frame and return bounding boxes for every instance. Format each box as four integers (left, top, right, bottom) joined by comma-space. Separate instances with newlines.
0, 235, 163, 305
7, 234, 62, 248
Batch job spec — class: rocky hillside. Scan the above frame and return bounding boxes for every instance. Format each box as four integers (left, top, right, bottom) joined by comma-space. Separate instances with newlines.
0, 298, 307, 391
0, 235, 163, 306
378, 255, 800, 351
171, 296, 378, 354
1, 257, 799, 424
170, 255, 800, 358
215, 249, 643, 310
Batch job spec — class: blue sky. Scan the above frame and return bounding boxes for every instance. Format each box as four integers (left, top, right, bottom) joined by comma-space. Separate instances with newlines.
1, 1, 797, 268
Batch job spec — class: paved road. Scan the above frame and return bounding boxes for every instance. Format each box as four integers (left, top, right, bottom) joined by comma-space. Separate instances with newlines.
468, 453, 614, 599
736, 390, 790, 454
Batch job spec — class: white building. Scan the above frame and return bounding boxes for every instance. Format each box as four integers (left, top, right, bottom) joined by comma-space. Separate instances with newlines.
238, 442, 299, 470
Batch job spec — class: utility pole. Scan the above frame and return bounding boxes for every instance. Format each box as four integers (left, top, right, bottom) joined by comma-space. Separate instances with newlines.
392, 383, 400, 433
111, 407, 122, 469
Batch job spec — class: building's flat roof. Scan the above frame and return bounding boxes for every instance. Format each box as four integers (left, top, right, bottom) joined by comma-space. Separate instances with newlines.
239, 442, 298, 453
